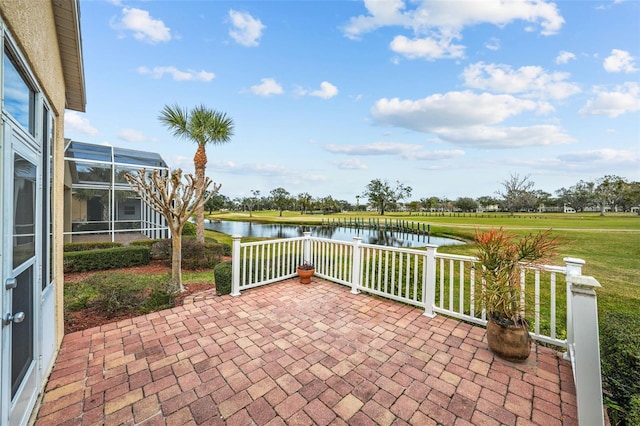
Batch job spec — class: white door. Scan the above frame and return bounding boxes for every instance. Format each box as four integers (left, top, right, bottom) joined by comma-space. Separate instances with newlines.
2, 124, 41, 426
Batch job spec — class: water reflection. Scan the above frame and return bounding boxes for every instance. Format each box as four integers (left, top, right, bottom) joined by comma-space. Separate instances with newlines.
205, 220, 462, 248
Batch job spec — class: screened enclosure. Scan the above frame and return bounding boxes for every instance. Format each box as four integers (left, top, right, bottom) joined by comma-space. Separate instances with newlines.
64, 140, 170, 243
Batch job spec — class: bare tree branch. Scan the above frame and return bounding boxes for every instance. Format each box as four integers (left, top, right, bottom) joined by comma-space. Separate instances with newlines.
124, 168, 221, 290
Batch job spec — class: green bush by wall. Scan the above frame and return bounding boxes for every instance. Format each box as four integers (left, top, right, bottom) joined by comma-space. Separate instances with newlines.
63, 246, 150, 273
182, 221, 196, 236
130, 239, 162, 248
63, 242, 122, 252
214, 261, 232, 295
600, 310, 640, 425
151, 238, 228, 269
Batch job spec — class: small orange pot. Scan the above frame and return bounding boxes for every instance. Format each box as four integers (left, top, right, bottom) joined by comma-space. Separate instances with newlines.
296, 267, 315, 284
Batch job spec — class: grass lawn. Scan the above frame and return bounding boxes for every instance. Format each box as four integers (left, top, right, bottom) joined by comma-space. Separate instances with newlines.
208, 210, 640, 316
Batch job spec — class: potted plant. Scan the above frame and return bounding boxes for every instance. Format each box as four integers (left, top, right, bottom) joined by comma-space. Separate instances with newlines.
475, 228, 561, 362
296, 261, 315, 284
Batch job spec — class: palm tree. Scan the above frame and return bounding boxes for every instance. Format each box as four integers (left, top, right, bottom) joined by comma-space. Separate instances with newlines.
159, 104, 234, 243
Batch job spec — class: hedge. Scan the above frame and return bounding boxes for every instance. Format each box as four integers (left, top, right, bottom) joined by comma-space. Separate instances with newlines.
214, 261, 232, 295
150, 239, 229, 269
130, 239, 162, 248
600, 310, 640, 425
63, 241, 122, 252
63, 246, 150, 273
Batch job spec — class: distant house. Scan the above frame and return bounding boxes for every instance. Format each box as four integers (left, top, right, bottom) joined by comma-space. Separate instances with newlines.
64, 140, 170, 243
478, 204, 500, 213
0, 1, 86, 424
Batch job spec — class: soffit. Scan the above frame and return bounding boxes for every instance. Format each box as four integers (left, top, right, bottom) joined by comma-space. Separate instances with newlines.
53, 0, 86, 112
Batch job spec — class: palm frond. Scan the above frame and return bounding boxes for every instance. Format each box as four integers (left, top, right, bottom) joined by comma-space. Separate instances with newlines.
158, 103, 189, 139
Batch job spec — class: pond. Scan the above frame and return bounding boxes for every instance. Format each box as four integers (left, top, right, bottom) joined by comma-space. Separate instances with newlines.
204, 220, 464, 248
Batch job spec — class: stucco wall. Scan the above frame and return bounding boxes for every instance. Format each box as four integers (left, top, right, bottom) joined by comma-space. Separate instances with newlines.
0, 2, 69, 346
0, 1, 67, 116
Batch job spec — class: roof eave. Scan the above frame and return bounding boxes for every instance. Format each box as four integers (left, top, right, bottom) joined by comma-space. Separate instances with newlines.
53, 0, 86, 112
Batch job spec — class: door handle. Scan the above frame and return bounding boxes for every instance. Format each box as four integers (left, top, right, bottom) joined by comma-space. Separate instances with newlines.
3, 312, 25, 326
5, 278, 17, 290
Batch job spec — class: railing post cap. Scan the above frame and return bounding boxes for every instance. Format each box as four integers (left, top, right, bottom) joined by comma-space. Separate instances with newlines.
569, 274, 601, 289
563, 257, 585, 265
353, 236, 362, 242
232, 235, 242, 240
303, 231, 312, 237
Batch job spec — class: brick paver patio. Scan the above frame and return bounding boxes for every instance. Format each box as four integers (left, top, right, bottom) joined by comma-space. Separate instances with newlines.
35, 278, 578, 425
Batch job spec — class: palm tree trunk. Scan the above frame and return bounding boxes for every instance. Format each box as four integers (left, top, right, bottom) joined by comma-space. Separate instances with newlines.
194, 145, 207, 243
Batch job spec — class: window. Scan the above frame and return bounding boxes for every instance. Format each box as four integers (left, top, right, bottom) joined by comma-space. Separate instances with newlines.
3, 49, 36, 136
43, 105, 55, 288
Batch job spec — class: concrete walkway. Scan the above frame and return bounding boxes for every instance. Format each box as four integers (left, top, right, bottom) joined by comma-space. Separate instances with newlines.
35, 278, 578, 425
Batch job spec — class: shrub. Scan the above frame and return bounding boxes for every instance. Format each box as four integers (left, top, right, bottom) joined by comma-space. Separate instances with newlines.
150, 239, 172, 261
64, 241, 122, 252
182, 221, 196, 236
63, 246, 150, 273
600, 311, 640, 425
82, 272, 175, 318
151, 238, 227, 269
220, 243, 232, 257
214, 261, 232, 295
130, 239, 161, 248
181, 239, 224, 270
627, 395, 640, 426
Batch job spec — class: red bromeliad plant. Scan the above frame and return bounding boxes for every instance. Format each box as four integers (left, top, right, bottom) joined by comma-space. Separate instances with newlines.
475, 228, 561, 327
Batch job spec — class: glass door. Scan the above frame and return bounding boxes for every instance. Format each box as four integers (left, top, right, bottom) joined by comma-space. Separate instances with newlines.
2, 126, 40, 426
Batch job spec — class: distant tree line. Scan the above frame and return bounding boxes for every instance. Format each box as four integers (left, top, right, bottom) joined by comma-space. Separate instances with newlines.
204, 174, 640, 216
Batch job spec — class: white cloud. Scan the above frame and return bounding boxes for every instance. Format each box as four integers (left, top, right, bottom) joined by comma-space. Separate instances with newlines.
343, 0, 564, 60
208, 160, 328, 185
137, 66, 215, 82
410, 149, 465, 160
113, 8, 172, 44
298, 82, 339, 99
603, 49, 638, 73
324, 142, 465, 160
334, 159, 368, 170
342, 0, 411, 40
579, 82, 640, 117
325, 142, 422, 156
434, 125, 574, 148
345, 0, 563, 37
370, 91, 575, 148
389, 33, 465, 60
462, 62, 581, 100
251, 78, 283, 96
311, 81, 339, 99
371, 91, 540, 131
557, 148, 639, 165
228, 10, 265, 47
484, 37, 500, 51
164, 155, 194, 173
118, 128, 146, 142
64, 111, 99, 136
555, 50, 576, 64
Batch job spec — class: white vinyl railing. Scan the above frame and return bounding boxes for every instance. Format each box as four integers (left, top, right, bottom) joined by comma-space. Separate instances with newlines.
230, 232, 604, 425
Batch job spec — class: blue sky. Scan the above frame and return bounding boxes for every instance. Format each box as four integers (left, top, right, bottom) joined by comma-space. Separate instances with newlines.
65, 0, 640, 203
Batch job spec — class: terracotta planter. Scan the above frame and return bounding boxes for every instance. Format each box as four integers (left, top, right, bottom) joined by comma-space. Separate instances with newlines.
296, 267, 315, 284
486, 318, 532, 362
